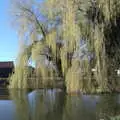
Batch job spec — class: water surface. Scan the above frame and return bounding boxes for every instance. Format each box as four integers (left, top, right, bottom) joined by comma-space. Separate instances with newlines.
0, 89, 120, 120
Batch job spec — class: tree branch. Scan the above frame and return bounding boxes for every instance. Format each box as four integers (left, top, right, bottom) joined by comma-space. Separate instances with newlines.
20, 5, 47, 39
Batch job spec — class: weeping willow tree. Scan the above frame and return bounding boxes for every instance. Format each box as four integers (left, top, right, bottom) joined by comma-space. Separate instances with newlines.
44, 0, 109, 93
9, 0, 120, 93
93, 0, 120, 91
9, 45, 32, 88
9, 0, 60, 88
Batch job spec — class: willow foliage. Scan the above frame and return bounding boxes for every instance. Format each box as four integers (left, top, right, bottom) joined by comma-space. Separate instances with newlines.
10, 0, 120, 93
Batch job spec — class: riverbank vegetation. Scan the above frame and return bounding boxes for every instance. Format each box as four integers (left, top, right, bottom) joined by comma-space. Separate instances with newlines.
9, 0, 120, 94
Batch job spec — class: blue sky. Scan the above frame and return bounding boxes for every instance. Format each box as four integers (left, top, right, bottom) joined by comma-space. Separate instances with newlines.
0, 0, 18, 63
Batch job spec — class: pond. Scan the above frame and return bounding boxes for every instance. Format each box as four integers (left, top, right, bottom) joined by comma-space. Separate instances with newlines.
0, 89, 120, 120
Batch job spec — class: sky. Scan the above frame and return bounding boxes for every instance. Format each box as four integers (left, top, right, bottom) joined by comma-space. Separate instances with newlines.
0, 0, 18, 63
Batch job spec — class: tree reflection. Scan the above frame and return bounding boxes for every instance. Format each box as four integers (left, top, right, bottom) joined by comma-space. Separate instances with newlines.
96, 94, 120, 119
9, 89, 30, 120
62, 95, 97, 120
30, 89, 66, 120
9, 89, 120, 120
10, 89, 65, 120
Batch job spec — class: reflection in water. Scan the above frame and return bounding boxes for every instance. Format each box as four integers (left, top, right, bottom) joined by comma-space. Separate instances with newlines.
9, 89, 30, 120
63, 95, 97, 120
10, 89, 65, 120
96, 94, 120, 119
0, 100, 15, 120
9, 89, 120, 120
29, 89, 65, 120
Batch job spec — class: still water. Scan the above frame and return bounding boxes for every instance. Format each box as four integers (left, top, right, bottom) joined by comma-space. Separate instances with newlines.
0, 89, 120, 120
